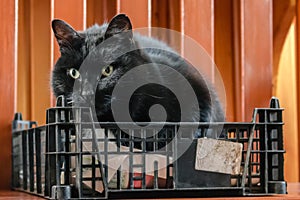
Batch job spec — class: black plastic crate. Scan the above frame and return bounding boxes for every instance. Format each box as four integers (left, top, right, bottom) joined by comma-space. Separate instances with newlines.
11, 97, 287, 199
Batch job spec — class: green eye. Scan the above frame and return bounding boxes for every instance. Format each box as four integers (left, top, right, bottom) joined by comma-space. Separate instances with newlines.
102, 65, 113, 77
68, 68, 80, 79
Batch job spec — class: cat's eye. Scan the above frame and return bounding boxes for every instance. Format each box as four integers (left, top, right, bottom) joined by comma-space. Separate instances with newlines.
68, 68, 80, 79
102, 65, 113, 77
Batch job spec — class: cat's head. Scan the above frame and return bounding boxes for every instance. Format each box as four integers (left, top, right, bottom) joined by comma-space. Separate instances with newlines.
51, 14, 145, 108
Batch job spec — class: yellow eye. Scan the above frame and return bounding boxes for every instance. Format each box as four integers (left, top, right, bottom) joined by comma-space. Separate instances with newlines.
68, 68, 80, 79
102, 65, 113, 77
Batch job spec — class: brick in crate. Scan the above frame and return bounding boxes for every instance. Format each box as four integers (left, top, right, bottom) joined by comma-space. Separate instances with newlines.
11, 97, 287, 199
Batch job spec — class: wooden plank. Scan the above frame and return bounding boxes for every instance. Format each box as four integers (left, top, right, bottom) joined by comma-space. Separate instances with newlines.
151, 0, 168, 42
0, 0, 16, 189
0, 190, 44, 199
168, 0, 181, 32
117, 0, 149, 28
53, 0, 85, 29
296, 0, 300, 182
168, 0, 181, 51
86, 0, 117, 27
52, 0, 85, 62
232, 0, 243, 122
273, 0, 296, 82
234, 0, 273, 121
243, 0, 273, 120
51, 0, 85, 106
151, 0, 168, 29
182, 0, 214, 56
182, 0, 214, 80
29, 0, 51, 125
276, 20, 298, 182
182, 0, 226, 117
151, 0, 181, 49
17, 0, 32, 121
214, 0, 236, 121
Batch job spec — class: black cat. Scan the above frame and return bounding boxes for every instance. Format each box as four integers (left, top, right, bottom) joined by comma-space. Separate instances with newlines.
51, 14, 225, 150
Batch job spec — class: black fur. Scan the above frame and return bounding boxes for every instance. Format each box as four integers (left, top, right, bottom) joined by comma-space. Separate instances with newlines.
51, 14, 225, 150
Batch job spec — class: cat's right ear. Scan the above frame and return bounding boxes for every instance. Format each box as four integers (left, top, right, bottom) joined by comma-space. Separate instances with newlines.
104, 14, 133, 39
52, 19, 81, 50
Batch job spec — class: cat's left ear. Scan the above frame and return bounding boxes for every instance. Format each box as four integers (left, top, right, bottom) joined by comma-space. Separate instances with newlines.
52, 19, 82, 49
104, 14, 133, 39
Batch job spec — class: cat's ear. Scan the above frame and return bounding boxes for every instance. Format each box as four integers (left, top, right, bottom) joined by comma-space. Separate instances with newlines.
52, 19, 82, 49
104, 14, 133, 39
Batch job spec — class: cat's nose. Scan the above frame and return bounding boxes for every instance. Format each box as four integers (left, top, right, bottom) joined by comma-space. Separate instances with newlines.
81, 81, 95, 96
81, 87, 94, 96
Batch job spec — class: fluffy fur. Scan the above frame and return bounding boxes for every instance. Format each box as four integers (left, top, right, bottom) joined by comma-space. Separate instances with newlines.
51, 14, 225, 150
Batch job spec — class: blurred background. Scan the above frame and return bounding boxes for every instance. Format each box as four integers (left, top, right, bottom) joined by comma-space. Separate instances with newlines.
0, 0, 299, 189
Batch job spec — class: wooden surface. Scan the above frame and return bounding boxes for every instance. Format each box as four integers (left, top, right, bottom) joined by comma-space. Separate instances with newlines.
234, 0, 273, 122
214, 0, 235, 121
0, 191, 42, 200
52, 0, 86, 107
2, 183, 300, 199
276, 20, 299, 182
118, 0, 149, 28
273, 0, 296, 76
28, 0, 51, 125
15, 0, 283, 126
0, 0, 16, 190
86, 0, 117, 27
182, 0, 214, 79
296, 0, 300, 182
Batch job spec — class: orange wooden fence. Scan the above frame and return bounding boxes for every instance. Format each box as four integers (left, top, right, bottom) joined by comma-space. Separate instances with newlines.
0, 0, 16, 190
17, 0, 275, 124
0, 0, 299, 189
